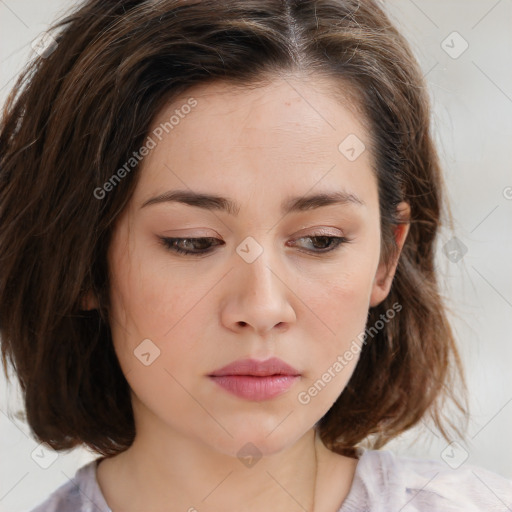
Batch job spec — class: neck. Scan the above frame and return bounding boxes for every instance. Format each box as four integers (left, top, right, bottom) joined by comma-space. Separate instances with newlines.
97, 429, 328, 512
96, 397, 359, 512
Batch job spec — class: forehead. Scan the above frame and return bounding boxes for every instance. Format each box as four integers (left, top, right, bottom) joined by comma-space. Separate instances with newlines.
153, 76, 367, 146
133, 76, 375, 211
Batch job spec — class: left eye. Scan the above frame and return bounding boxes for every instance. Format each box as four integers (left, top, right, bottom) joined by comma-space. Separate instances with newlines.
159, 235, 349, 257
291, 235, 348, 253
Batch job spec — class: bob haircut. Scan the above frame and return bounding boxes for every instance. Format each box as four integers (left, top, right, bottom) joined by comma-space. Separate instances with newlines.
0, 0, 467, 457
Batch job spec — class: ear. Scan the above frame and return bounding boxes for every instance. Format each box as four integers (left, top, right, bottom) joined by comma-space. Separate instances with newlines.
80, 290, 99, 311
369, 202, 410, 308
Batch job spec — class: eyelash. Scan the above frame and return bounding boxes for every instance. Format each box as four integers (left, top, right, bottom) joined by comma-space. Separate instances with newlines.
158, 235, 350, 257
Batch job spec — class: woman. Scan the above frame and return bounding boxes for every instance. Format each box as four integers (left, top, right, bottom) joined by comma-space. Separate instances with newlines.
1, 0, 511, 510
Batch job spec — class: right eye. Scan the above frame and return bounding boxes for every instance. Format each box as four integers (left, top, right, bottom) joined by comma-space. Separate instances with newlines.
159, 237, 224, 256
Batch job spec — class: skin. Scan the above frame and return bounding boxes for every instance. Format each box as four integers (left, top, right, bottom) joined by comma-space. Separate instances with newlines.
88, 74, 410, 512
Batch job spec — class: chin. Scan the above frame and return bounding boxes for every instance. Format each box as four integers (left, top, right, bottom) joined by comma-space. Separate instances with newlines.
205, 426, 305, 460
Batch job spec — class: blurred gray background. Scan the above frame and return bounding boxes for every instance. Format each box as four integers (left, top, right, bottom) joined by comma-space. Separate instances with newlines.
1, 1, 511, 510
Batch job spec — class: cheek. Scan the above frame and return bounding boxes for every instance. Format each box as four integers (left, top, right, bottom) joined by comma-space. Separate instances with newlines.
107, 257, 202, 422
108, 234, 185, 337
107, 248, 222, 409
291, 240, 379, 402
297, 249, 379, 340
291, 275, 372, 420
296, 270, 371, 380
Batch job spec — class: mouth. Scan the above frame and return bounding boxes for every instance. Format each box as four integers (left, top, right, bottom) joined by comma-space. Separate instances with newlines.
208, 357, 301, 401
208, 357, 300, 377
208, 374, 300, 401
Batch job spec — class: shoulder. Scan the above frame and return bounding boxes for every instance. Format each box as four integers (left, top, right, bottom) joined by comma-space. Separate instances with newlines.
340, 448, 512, 512
29, 459, 111, 512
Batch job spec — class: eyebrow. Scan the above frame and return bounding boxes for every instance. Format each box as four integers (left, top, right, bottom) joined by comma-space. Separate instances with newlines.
140, 189, 365, 216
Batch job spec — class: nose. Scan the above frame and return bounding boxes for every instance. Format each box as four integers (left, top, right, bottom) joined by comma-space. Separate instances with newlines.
220, 243, 296, 336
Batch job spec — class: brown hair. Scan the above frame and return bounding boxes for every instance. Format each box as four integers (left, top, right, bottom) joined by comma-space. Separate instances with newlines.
0, 0, 467, 457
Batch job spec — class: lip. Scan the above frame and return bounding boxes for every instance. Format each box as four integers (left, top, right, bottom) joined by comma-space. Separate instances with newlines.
208, 357, 301, 401
209, 375, 300, 401
208, 357, 300, 377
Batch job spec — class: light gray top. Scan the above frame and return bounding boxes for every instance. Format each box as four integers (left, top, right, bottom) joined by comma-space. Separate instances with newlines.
30, 448, 512, 511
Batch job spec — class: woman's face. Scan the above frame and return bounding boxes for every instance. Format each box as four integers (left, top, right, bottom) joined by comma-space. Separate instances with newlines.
105, 76, 402, 457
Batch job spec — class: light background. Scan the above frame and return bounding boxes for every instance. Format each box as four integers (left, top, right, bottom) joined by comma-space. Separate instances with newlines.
1, 1, 511, 510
